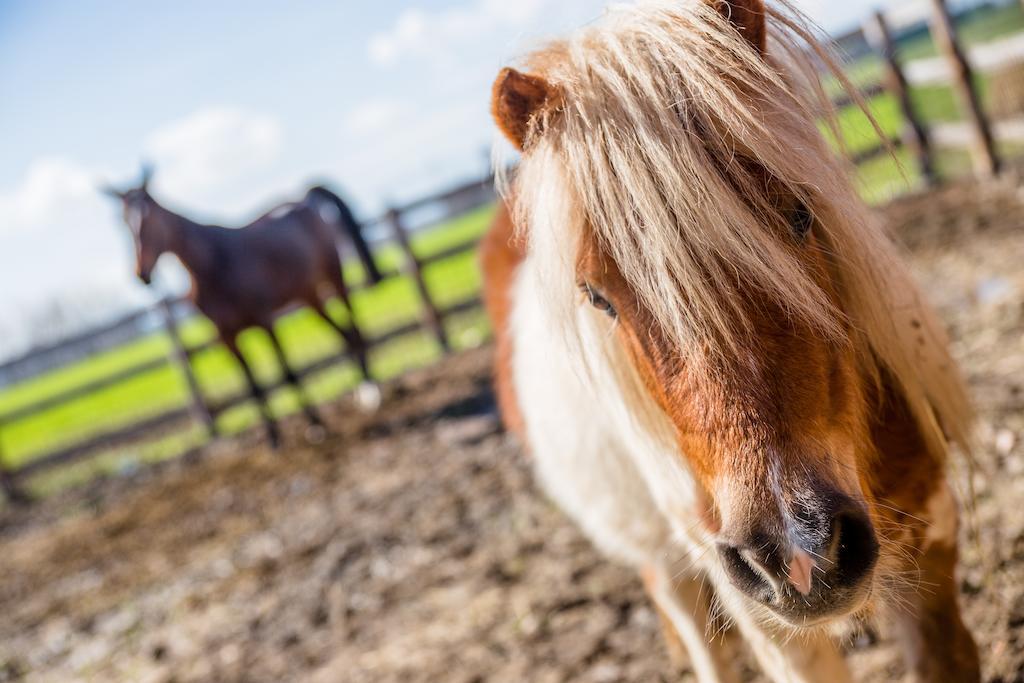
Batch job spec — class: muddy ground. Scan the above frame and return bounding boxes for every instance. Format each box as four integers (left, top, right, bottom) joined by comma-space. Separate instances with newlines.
1, 175, 1023, 683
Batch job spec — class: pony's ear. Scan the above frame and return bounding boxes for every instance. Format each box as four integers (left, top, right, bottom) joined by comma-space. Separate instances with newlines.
708, 0, 767, 56
491, 67, 556, 151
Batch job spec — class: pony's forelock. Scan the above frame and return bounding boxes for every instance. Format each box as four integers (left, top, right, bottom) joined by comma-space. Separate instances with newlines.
503, 0, 973, 462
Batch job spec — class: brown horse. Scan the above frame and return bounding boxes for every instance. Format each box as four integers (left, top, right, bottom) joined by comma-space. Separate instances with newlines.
482, 1, 979, 681
104, 168, 382, 447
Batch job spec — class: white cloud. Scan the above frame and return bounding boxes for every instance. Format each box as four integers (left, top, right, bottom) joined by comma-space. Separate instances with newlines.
143, 107, 283, 200
0, 157, 99, 235
344, 98, 403, 136
368, 0, 549, 67
0, 108, 286, 238
369, 9, 428, 65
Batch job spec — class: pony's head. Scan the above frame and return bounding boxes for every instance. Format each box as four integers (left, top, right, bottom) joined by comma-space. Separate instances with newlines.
102, 164, 167, 285
494, 0, 972, 627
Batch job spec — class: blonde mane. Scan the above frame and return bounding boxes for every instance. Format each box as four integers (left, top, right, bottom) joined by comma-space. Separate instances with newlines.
506, 0, 973, 461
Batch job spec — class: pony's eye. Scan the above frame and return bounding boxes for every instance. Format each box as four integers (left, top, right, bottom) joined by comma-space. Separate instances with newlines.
581, 282, 617, 318
790, 202, 813, 241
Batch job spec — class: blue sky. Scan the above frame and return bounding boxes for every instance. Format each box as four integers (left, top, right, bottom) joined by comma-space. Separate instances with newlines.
0, 0, 880, 354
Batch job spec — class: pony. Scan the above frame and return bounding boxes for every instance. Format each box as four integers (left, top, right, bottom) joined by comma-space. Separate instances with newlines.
480, 1, 980, 680
104, 167, 382, 447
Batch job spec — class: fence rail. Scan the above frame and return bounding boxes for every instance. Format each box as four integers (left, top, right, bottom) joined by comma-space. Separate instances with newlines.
903, 31, 1024, 84
0, 174, 496, 501
1, 0, 1022, 502
842, 1, 1024, 182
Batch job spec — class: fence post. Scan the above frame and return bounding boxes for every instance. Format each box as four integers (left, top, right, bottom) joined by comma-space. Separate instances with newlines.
865, 10, 937, 186
927, 0, 1000, 176
385, 208, 451, 353
160, 298, 217, 439
0, 425, 30, 505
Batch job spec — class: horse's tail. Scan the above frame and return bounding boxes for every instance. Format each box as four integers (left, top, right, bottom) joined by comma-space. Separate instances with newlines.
306, 185, 383, 284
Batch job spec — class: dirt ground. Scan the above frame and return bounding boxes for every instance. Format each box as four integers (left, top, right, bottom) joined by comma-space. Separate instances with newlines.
1, 175, 1023, 683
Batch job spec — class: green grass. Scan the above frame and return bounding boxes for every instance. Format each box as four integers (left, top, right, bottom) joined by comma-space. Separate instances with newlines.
823, 3, 1024, 200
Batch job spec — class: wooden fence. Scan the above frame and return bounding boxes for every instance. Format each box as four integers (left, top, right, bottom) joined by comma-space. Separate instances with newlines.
849, 0, 1024, 179
1, 0, 1023, 502
0, 174, 496, 502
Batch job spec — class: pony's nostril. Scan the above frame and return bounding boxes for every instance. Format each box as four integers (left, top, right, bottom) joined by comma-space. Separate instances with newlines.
718, 544, 778, 604
831, 507, 879, 590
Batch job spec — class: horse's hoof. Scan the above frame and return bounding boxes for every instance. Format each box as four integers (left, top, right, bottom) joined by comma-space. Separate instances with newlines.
354, 382, 382, 412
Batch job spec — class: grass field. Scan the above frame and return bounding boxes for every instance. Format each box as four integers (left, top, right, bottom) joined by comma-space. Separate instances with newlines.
2, 3, 1023, 492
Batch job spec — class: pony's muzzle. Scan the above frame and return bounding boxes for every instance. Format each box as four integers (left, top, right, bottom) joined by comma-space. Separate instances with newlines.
716, 494, 878, 624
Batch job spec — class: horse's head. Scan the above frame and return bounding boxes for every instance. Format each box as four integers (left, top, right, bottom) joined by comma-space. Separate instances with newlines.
103, 165, 166, 285
493, 0, 970, 628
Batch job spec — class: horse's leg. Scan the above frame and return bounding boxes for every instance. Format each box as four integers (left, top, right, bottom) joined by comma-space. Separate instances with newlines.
305, 296, 380, 411
223, 334, 281, 448
892, 482, 980, 683
318, 251, 374, 382
720, 598, 852, 683
262, 324, 326, 430
306, 295, 372, 382
870, 385, 981, 682
312, 301, 370, 380
642, 564, 739, 683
